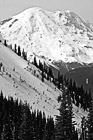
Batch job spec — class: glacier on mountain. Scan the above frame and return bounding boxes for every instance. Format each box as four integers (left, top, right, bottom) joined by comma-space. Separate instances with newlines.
0, 7, 93, 64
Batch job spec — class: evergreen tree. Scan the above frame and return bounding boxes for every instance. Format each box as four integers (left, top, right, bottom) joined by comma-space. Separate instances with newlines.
47, 72, 49, 81
48, 67, 53, 78
36, 110, 43, 140
68, 78, 73, 93
54, 88, 75, 140
87, 89, 91, 108
43, 117, 54, 140
18, 46, 21, 56
73, 80, 77, 93
18, 104, 32, 140
0, 62, 2, 71
72, 128, 78, 140
39, 60, 43, 71
14, 44, 17, 53
81, 116, 87, 140
22, 49, 27, 60
75, 88, 79, 107
42, 66, 44, 82
9, 44, 12, 50
33, 56, 38, 67
85, 90, 89, 110
4, 40, 7, 47
87, 90, 93, 140
57, 71, 61, 89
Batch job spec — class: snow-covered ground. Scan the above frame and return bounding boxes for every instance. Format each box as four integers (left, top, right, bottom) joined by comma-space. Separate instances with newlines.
0, 42, 61, 118
0, 7, 93, 64
0, 42, 88, 132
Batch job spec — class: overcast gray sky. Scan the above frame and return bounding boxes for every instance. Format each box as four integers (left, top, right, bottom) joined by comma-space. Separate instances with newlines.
0, 0, 93, 22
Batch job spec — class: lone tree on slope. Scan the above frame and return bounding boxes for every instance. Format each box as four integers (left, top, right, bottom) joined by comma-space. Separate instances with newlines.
54, 88, 76, 140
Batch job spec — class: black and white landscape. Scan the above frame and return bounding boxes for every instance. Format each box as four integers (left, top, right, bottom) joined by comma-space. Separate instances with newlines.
0, 5, 93, 140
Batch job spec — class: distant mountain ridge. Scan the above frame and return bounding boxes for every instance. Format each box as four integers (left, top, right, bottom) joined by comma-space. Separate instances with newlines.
0, 7, 93, 65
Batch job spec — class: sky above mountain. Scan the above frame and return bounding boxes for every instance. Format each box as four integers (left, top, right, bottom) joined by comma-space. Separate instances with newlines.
0, 0, 93, 22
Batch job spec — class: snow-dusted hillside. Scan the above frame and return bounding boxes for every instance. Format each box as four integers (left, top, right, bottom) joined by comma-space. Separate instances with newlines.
0, 7, 93, 64
0, 42, 60, 118
0, 42, 88, 132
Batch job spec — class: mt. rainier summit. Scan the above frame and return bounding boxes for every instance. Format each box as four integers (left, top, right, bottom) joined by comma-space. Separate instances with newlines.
0, 7, 93, 64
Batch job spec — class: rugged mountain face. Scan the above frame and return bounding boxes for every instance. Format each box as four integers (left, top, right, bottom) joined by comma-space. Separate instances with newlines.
0, 7, 93, 65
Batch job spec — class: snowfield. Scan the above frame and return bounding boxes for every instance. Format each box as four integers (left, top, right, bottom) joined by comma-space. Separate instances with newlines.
0, 42, 61, 116
0, 7, 93, 64
0, 42, 88, 132
0, 42, 60, 118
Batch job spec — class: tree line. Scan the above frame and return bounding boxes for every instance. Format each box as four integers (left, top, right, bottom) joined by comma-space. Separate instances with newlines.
0, 87, 93, 140
3, 39, 92, 111
4, 40, 27, 60
33, 56, 91, 111
0, 88, 79, 140
2, 39, 93, 139
0, 90, 54, 140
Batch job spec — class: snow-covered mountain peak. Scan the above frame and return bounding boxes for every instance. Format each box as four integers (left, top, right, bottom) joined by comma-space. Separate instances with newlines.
65, 10, 71, 13
0, 7, 93, 64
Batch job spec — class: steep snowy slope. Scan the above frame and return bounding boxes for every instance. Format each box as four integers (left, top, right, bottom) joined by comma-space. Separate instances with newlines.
0, 42, 88, 132
0, 42, 60, 118
0, 7, 93, 64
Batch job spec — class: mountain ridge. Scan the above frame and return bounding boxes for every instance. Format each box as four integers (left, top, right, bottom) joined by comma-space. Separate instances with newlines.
0, 7, 93, 66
